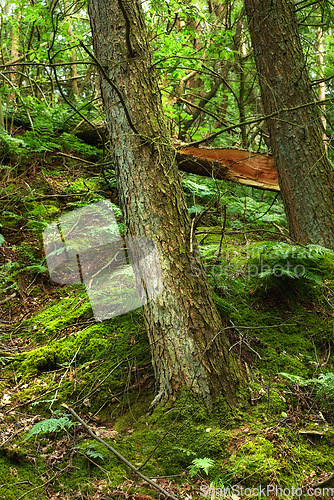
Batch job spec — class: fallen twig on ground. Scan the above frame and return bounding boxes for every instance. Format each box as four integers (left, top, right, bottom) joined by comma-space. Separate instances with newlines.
62, 403, 180, 500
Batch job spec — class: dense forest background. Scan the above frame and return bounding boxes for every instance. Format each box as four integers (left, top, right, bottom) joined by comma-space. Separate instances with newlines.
1, 0, 334, 499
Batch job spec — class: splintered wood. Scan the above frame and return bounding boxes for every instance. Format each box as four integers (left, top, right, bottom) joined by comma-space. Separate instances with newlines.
176, 146, 279, 191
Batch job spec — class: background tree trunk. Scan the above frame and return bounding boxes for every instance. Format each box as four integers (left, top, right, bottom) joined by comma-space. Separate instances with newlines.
8, 10, 21, 102
316, 25, 327, 150
245, 0, 334, 248
64, 0, 80, 99
87, 0, 241, 406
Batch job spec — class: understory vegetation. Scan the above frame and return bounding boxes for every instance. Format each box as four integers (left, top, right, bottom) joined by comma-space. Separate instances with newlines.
1, 106, 334, 499
1, 0, 334, 495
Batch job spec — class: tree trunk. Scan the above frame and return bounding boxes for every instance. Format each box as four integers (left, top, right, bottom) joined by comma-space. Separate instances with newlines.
316, 26, 327, 150
87, 0, 241, 406
0, 93, 4, 128
64, 0, 80, 98
245, 0, 334, 248
9, 11, 21, 102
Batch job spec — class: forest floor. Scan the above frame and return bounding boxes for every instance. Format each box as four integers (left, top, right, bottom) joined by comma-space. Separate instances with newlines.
1, 135, 334, 500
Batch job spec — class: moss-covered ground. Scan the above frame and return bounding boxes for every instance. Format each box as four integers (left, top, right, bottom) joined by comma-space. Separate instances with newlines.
1, 133, 334, 500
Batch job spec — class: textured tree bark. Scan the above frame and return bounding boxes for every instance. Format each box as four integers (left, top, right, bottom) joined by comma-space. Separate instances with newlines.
87, 0, 241, 406
245, 0, 334, 248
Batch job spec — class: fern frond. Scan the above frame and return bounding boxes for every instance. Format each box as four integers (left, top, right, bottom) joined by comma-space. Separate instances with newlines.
278, 373, 312, 386
188, 457, 215, 477
250, 242, 333, 284
24, 415, 75, 440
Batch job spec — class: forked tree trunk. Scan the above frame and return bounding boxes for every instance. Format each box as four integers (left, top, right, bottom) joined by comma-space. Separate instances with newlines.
87, 0, 241, 405
245, 0, 334, 248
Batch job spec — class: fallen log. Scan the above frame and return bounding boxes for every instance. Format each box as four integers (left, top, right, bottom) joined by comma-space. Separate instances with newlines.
72, 121, 280, 191
176, 146, 279, 192
73, 120, 108, 144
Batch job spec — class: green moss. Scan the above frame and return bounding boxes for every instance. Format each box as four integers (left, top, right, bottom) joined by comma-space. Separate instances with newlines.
206, 239, 334, 380
2, 195, 334, 499
21, 290, 92, 341
290, 437, 334, 479
61, 177, 101, 194
30, 203, 59, 219
10, 298, 150, 416
234, 437, 282, 484
0, 455, 48, 500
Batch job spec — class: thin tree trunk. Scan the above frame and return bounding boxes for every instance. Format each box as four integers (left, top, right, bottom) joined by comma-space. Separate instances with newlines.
0, 90, 4, 128
87, 0, 241, 405
8, 11, 20, 101
236, 20, 248, 149
64, 0, 79, 98
316, 26, 327, 150
245, 0, 334, 248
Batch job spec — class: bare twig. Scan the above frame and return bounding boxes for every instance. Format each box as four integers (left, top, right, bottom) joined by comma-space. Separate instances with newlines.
310, 473, 334, 488
185, 97, 333, 148
0, 293, 16, 305
16, 470, 65, 500
62, 403, 179, 500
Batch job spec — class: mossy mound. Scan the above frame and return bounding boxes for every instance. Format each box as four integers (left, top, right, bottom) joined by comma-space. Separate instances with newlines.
2, 134, 334, 499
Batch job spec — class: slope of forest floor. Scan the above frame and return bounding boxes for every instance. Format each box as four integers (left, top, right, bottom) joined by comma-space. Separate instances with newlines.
1, 127, 334, 500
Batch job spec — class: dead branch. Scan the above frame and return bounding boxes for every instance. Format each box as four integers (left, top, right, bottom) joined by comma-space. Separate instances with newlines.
62, 403, 180, 500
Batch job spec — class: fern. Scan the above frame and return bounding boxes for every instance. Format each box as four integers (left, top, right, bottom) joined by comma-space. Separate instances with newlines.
280, 372, 334, 414
182, 175, 217, 203
0, 130, 25, 159
24, 415, 75, 440
0, 261, 21, 293
188, 457, 215, 477
278, 372, 312, 386
1, 102, 103, 161
0, 256, 47, 294
317, 373, 334, 398
21, 263, 48, 274
249, 242, 333, 284
173, 445, 196, 457
228, 196, 286, 226
76, 443, 105, 461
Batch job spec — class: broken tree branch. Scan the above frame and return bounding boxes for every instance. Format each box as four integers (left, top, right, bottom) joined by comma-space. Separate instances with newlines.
176, 145, 279, 191
62, 404, 179, 500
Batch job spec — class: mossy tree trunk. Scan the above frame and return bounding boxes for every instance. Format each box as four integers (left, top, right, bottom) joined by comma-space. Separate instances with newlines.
245, 0, 334, 248
87, 0, 241, 405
